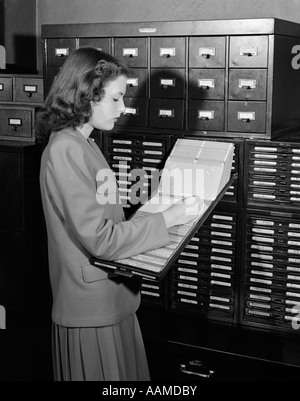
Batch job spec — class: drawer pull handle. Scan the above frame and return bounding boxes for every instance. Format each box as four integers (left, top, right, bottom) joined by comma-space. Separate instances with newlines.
126, 78, 139, 87
55, 48, 69, 58
199, 47, 216, 58
8, 118, 22, 130
238, 111, 255, 122
124, 107, 138, 116
160, 48, 176, 58
198, 110, 214, 120
24, 85, 37, 97
160, 79, 175, 89
158, 109, 174, 118
123, 48, 138, 58
239, 46, 258, 57
239, 79, 257, 89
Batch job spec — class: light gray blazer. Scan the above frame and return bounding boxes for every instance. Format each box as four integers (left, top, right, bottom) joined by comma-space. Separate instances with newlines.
39, 127, 170, 327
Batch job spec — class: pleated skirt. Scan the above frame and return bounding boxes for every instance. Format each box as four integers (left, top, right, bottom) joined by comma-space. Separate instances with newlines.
52, 313, 150, 381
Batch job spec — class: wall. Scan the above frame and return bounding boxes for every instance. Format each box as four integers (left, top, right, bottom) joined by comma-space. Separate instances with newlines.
3, 0, 37, 72
36, 0, 300, 73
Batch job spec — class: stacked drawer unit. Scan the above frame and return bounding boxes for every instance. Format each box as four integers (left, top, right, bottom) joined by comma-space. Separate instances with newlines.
243, 210, 300, 332
103, 132, 171, 216
170, 208, 240, 323
168, 136, 243, 322
242, 139, 300, 333
245, 140, 300, 208
0, 74, 44, 142
42, 18, 300, 139
103, 131, 172, 306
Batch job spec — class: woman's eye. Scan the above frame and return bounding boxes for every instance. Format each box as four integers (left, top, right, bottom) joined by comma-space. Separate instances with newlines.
113, 98, 119, 102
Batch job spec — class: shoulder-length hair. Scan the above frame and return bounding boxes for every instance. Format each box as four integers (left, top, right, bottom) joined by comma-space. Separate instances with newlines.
35, 47, 131, 143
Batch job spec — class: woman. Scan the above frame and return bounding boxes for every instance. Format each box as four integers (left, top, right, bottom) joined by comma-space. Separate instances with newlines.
36, 47, 201, 381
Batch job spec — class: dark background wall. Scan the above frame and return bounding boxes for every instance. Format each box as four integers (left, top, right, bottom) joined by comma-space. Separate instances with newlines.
1, 0, 37, 72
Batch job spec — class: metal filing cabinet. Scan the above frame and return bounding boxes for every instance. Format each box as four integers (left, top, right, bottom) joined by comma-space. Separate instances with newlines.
42, 18, 300, 140
0, 74, 44, 142
170, 208, 241, 324
41, 19, 300, 379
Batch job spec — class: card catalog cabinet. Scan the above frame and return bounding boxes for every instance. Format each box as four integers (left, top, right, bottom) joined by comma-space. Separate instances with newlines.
42, 18, 300, 379
0, 74, 44, 142
42, 18, 300, 140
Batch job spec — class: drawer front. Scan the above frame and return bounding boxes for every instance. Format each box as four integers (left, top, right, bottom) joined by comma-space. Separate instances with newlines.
116, 98, 147, 127
229, 69, 267, 100
229, 36, 268, 68
189, 36, 226, 68
0, 77, 13, 101
149, 98, 184, 129
114, 37, 147, 67
189, 69, 225, 100
150, 68, 185, 98
188, 100, 225, 131
125, 68, 147, 98
47, 38, 76, 67
78, 37, 111, 53
151, 37, 185, 68
228, 101, 266, 133
15, 77, 44, 103
0, 108, 34, 141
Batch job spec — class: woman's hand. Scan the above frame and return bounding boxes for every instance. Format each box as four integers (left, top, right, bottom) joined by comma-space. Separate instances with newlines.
162, 196, 204, 229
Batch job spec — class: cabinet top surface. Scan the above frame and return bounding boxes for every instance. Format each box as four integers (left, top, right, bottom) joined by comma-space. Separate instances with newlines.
42, 18, 300, 38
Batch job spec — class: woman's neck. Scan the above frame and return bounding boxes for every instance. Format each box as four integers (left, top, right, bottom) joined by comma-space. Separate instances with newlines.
76, 123, 93, 139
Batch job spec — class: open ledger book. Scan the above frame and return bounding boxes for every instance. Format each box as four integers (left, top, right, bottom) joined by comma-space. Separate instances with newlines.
90, 138, 236, 281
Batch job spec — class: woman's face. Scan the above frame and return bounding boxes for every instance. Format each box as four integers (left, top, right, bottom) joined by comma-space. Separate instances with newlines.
89, 75, 127, 131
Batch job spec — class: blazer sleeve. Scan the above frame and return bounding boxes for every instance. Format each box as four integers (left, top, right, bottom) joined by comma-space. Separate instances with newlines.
43, 136, 170, 260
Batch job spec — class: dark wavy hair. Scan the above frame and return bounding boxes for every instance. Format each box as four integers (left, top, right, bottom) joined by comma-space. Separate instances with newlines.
35, 47, 131, 143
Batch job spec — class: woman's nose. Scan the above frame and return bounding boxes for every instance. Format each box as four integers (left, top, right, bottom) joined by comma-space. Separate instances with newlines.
118, 98, 126, 114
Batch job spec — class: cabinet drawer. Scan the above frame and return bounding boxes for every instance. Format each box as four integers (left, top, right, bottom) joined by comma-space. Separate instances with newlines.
116, 98, 147, 128
46, 38, 76, 67
115, 37, 147, 67
189, 36, 226, 68
150, 68, 185, 98
229, 36, 268, 68
189, 69, 225, 100
188, 100, 225, 131
15, 77, 44, 103
151, 37, 185, 68
228, 101, 266, 133
229, 69, 267, 100
125, 68, 147, 98
149, 98, 184, 129
0, 77, 13, 102
0, 107, 34, 141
